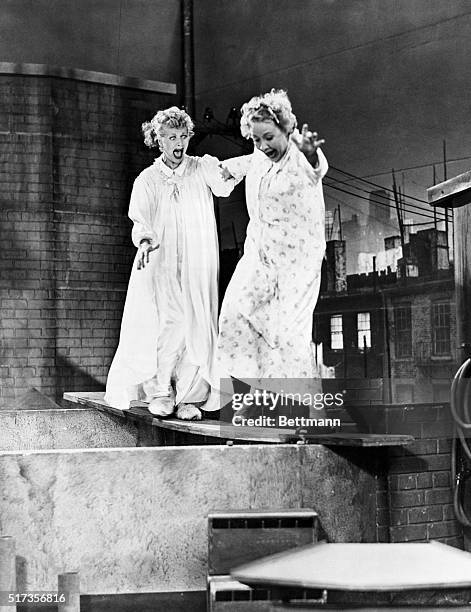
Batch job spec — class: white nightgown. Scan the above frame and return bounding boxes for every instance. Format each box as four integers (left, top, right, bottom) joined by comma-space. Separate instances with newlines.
105, 154, 233, 410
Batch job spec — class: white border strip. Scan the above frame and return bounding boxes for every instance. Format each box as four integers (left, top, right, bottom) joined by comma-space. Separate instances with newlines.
0, 62, 177, 95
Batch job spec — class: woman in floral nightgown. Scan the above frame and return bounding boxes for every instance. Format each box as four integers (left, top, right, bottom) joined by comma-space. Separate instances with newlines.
217, 90, 328, 384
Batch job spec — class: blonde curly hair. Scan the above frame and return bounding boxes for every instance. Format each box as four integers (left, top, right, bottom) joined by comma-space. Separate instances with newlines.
142, 106, 194, 148
240, 89, 297, 139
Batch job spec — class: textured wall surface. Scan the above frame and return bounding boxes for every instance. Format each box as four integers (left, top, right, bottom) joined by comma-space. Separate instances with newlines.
0, 409, 144, 451
0, 74, 175, 406
0, 444, 378, 593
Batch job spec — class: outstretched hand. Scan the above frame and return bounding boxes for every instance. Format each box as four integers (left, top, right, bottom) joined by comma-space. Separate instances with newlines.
292, 124, 325, 164
136, 241, 159, 270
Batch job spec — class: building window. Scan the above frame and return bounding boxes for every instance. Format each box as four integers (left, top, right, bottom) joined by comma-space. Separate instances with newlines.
357, 312, 371, 350
394, 305, 412, 358
432, 302, 451, 356
330, 315, 343, 350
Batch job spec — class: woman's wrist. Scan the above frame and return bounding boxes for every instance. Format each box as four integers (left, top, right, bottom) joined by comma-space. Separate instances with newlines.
307, 150, 319, 168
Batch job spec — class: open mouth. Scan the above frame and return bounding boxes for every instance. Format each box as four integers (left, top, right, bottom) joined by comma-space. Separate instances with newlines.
265, 149, 279, 160
173, 149, 183, 158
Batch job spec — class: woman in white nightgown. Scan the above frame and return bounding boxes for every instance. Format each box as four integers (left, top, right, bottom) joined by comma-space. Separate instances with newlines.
105, 107, 233, 419
217, 90, 328, 385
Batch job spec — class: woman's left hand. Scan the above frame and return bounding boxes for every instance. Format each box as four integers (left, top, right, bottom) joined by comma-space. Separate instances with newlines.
219, 164, 235, 182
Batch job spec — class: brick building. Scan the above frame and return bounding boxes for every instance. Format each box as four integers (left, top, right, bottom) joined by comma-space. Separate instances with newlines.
314, 230, 461, 547
315, 229, 456, 403
0, 69, 176, 407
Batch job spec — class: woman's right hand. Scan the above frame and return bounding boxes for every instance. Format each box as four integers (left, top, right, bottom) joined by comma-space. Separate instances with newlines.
292, 124, 325, 165
219, 164, 235, 182
136, 240, 159, 270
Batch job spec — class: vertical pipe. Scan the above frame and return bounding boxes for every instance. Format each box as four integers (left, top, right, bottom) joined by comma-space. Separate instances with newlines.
182, 0, 195, 117
443, 139, 449, 252
443, 139, 448, 181
452, 206, 455, 264
58, 572, 80, 612
0, 537, 16, 612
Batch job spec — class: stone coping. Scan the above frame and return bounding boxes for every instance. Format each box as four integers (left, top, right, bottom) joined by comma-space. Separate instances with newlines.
0, 61, 176, 94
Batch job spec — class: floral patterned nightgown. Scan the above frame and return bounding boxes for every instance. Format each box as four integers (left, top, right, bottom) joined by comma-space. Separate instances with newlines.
217, 141, 328, 381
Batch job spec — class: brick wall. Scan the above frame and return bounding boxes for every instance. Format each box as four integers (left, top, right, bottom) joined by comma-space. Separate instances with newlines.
374, 403, 463, 547
0, 74, 175, 406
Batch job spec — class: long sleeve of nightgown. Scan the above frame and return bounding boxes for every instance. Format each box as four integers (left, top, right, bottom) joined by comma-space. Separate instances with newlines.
198, 154, 238, 197
307, 147, 328, 182
128, 175, 161, 248
220, 154, 252, 184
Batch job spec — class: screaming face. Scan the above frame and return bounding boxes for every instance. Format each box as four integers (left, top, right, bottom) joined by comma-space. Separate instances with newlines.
158, 127, 190, 168
250, 121, 289, 163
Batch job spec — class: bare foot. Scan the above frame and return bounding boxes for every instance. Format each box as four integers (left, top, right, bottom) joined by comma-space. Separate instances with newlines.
176, 404, 202, 421
148, 396, 175, 417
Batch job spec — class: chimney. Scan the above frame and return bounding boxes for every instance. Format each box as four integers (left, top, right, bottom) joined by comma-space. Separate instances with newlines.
409, 228, 449, 276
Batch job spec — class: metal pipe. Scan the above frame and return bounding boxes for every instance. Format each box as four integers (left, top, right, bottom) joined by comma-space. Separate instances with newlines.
182, 0, 195, 116
444, 139, 450, 252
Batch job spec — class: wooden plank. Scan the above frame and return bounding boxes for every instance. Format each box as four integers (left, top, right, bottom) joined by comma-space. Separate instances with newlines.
232, 541, 471, 591
427, 170, 471, 208
296, 432, 413, 447
63, 392, 413, 447
63, 391, 126, 418
63, 392, 292, 443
